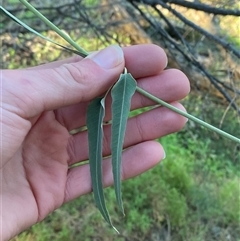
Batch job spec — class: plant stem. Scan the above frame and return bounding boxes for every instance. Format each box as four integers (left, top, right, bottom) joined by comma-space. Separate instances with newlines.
136, 86, 240, 143
18, 0, 240, 144
19, 0, 88, 57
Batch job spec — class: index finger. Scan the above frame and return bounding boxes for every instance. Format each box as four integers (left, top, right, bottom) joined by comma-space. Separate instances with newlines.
26, 44, 167, 78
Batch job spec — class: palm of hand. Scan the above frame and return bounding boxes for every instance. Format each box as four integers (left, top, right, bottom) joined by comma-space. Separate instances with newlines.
3, 110, 71, 235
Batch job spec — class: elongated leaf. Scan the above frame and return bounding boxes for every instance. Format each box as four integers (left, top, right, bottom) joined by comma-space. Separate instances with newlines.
86, 97, 118, 232
0, 6, 87, 57
111, 70, 137, 214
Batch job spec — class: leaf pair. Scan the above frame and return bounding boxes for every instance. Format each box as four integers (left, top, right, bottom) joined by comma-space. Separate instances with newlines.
86, 69, 137, 230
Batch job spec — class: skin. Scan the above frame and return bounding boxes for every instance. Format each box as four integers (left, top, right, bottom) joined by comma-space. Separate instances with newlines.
0, 44, 190, 240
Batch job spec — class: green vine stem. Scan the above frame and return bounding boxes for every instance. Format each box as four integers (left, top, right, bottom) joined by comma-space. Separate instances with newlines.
19, 0, 88, 57
136, 87, 240, 143
19, 0, 240, 144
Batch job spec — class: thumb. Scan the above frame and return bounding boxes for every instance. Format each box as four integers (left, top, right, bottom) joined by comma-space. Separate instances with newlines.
3, 45, 124, 119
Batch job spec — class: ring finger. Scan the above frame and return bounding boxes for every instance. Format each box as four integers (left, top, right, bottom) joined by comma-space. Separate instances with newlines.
67, 102, 187, 165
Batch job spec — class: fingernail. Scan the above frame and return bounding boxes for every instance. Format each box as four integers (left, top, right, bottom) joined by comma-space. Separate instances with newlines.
88, 45, 124, 69
164, 58, 168, 69
162, 150, 166, 160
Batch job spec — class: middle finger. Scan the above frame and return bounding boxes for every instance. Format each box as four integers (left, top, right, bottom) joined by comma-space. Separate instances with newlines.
55, 69, 190, 131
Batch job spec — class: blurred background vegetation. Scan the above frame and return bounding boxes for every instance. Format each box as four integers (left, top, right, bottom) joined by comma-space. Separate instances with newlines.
1, 0, 240, 240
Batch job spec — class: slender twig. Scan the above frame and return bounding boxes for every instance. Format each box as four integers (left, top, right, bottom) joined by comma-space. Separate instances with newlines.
136, 86, 240, 143
128, 1, 240, 113
155, 0, 240, 59
16, 1, 240, 144
19, 0, 88, 57
140, 0, 240, 16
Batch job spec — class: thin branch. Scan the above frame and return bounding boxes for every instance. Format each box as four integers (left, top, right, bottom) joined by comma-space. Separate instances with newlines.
139, 0, 240, 58
140, 0, 240, 16
128, 0, 239, 113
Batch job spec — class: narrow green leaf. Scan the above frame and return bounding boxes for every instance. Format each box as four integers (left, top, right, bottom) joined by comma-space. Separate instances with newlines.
86, 97, 118, 232
111, 69, 137, 214
0, 6, 87, 57
18, 0, 89, 56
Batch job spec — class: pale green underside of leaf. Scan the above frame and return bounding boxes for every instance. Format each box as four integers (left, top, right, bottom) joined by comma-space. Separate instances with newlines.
0, 6, 86, 57
111, 71, 137, 214
86, 97, 118, 232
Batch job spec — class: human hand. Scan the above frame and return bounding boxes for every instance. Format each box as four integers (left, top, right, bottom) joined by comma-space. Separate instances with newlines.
1, 44, 190, 240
